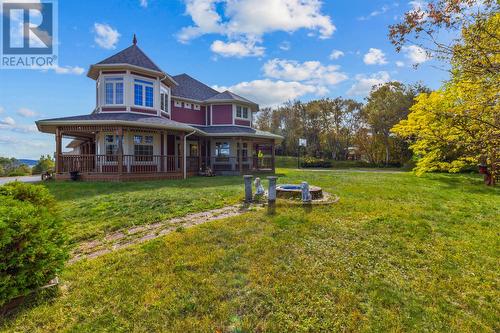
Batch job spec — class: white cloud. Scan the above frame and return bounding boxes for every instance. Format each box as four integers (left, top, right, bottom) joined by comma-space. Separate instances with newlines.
0, 135, 52, 159
408, 1, 428, 21
93, 23, 120, 49
263, 58, 348, 86
0, 117, 38, 133
402, 45, 429, 64
358, 4, 390, 21
210, 39, 264, 57
213, 79, 327, 107
329, 49, 344, 60
279, 41, 291, 51
140, 0, 148, 7
16, 108, 38, 117
347, 71, 391, 96
395, 61, 405, 67
0, 117, 16, 126
52, 65, 85, 75
35, 64, 85, 75
177, 0, 335, 57
363, 48, 388, 65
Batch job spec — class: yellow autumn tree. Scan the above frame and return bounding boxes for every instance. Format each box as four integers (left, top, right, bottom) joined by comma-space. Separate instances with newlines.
392, 12, 500, 184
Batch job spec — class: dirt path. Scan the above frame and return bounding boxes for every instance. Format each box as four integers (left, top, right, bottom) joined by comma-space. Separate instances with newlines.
70, 204, 252, 263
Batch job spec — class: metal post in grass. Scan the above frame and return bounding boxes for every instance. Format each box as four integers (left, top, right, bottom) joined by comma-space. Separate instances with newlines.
267, 176, 277, 203
244, 175, 253, 203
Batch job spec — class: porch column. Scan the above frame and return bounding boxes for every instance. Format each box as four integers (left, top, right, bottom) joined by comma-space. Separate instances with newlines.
271, 141, 276, 173
180, 133, 185, 178
117, 127, 123, 175
160, 131, 165, 172
198, 137, 202, 171
238, 138, 243, 175
248, 140, 254, 170
205, 138, 210, 168
55, 127, 62, 173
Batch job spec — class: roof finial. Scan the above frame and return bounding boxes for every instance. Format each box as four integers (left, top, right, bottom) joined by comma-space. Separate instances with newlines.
133, 34, 137, 45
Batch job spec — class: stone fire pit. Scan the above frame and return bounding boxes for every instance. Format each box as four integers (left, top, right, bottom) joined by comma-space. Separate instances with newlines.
276, 184, 323, 200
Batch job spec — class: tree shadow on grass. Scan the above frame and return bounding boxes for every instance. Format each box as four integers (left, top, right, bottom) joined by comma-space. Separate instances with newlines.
0, 287, 60, 327
44, 173, 285, 202
426, 173, 499, 195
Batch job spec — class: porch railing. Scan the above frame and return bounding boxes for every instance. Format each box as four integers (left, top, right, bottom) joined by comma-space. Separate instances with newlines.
59, 154, 274, 174
200, 156, 274, 172
59, 155, 182, 174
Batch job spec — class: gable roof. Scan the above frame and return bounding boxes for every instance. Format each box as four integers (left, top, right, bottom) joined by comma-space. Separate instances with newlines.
97, 44, 162, 73
205, 90, 256, 105
171, 74, 220, 101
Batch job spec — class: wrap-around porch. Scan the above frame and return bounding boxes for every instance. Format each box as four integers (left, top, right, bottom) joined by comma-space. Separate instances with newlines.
55, 124, 276, 181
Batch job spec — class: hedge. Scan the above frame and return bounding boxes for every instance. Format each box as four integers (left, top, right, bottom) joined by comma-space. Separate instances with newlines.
0, 182, 67, 307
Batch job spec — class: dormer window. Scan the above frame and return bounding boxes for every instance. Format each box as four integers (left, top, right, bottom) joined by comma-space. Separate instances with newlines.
236, 105, 250, 120
134, 79, 154, 107
104, 78, 124, 105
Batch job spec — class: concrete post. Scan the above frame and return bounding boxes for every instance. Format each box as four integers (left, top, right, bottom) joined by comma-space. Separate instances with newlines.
244, 175, 253, 203
267, 176, 277, 202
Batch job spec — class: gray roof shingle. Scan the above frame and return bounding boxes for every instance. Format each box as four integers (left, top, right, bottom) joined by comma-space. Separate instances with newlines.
205, 90, 256, 105
97, 45, 163, 73
37, 112, 194, 130
171, 74, 220, 101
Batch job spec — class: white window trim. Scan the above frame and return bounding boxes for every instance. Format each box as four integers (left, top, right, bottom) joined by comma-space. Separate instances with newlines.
101, 75, 125, 107
233, 104, 251, 121
184, 102, 192, 109
132, 76, 155, 109
160, 87, 170, 115
193, 104, 201, 111
174, 100, 182, 107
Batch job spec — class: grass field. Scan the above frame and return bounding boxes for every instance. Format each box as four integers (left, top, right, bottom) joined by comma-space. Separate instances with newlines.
45, 176, 245, 244
1, 169, 499, 332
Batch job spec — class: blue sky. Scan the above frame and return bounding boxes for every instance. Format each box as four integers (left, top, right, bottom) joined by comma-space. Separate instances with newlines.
0, 0, 449, 159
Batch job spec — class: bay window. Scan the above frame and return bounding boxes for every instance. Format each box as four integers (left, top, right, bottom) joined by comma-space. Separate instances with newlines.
134, 79, 154, 107
236, 105, 249, 120
104, 78, 124, 105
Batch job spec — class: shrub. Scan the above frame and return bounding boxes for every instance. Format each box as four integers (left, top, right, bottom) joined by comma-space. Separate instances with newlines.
32, 155, 55, 175
300, 157, 332, 168
0, 182, 67, 307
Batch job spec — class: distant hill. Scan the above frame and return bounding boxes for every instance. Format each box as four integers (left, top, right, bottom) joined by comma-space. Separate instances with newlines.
18, 159, 38, 167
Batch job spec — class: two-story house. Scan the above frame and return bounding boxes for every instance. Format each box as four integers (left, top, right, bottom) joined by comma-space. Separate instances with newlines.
36, 36, 282, 181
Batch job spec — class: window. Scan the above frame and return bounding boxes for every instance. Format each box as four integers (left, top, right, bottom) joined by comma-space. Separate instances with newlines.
194, 104, 201, 110
133, 135, 154, 161
215, 142, 230, 157
104, 78, 124, 105
160, 91, 169, 112
174, 100, 182, 107
134, 79, 154, 107
134, 84, 143, 106
185, 103, 192, 109
105, 134, 119, 161
189, 144, 198, 157
237, 142, 248, 160
236, 105, 249, 119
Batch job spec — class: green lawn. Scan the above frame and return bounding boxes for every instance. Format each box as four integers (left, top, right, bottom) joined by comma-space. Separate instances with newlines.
45, 176, 246, 244
2, 169, 499, 332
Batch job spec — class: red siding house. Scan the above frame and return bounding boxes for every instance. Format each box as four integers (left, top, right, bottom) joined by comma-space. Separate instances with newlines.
36, 36, 282, 181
